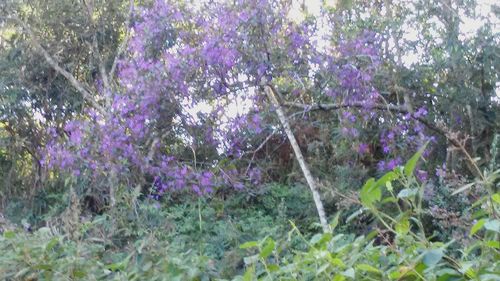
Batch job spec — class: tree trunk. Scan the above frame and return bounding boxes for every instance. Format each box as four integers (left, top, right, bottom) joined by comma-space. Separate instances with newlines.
264, 85, 330, 232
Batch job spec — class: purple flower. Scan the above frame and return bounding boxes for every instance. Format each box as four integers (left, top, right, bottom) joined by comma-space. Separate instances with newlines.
414, 107, 428, 118
358, 143, 369, 154
416, 170, 428, 182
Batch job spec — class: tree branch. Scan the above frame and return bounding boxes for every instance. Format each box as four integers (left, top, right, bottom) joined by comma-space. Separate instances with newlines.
6, 15, 105, 114
109, 0, 134, 80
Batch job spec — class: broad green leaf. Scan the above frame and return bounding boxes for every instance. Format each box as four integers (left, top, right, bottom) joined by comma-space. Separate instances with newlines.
470, 219, 485, 236
240, 241, 259, 249
310, 233, 323, 245
404, 142, 428, 177
259, 238, 275, 259
422, 249, 444, 267
376, 171, 398, 189
485, 240, 500, 249
381, 197, 398, 204
492, 193, 500, 204
360, 178, 380, 207
107, 262, 125, 272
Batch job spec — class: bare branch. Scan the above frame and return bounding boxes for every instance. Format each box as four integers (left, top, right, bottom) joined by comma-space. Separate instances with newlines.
243, 129, 277, 175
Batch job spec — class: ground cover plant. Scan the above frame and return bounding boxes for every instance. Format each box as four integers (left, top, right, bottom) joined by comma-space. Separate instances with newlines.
0, 0, 499, 280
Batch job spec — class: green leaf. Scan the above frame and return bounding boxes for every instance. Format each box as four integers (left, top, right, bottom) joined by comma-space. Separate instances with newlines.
360, 178, 381, 207
317, 263, 330, 275
330, 212, 341, 230
311, 233, 333, 247
267, 264, 279, 272
395, 216, 410, 235
243, 265, 255, 281
376, 171, 398, 189
329, 257, 345, 267
422, 249, 444, 267
484, 219, 500, 233
46, 237, 59, 252
243, 254, 259, 265
386, 181, 393, 192
107, 262, 125, 272
346, 208, 365, 223
389, 270, 401, 279
259, 238, 275, 259
492, 193, 500, 204
240, 241, 259, 249
72, 270, 86, 278
333, 274, 346, 281
342, 268, 355, 278
485, 240, 500, 249
356, 264, 381, 274
404, 142, 428, 177
3, 230, 15, 239
397, 188, 418, 198
470, 219, 486, 236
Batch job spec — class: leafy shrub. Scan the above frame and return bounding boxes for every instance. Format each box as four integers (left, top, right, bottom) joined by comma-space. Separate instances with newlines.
237, 148, 500, 280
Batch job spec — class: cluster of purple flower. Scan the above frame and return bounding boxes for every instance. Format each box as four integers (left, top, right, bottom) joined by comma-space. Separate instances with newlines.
43, 0, 435, 198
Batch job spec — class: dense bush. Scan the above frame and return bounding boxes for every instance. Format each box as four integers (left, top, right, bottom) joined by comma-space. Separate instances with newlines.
1, 150, 498, 280
0, 0, 498, 280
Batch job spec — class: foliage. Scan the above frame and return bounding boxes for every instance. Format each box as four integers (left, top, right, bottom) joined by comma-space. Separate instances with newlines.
0, 0, 498, 280
238, 150, 500, 280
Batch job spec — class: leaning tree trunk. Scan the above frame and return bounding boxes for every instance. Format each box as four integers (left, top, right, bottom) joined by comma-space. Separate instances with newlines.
264, 85, 331, 233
